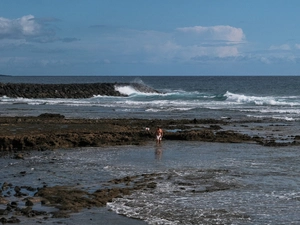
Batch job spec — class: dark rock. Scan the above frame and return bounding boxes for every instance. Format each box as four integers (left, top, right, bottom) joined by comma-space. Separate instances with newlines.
0, 82, 162, 99
2, 182, 10, 191
14, 186, 21, 193
25, 200, 34, 206
24, 186, 36, 192
8, 216, 21, 223
10, 201, 18, 208
0, 209, 8, 215
51, 211, 70, 218
210, 125, 222, 130
38, 113, 65, 119
14, 154, 24, 160
146, 182, 157, 189
0, 83, 124, 98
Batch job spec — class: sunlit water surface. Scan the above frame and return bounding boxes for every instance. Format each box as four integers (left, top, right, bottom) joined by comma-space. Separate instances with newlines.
1, 141, 299, 224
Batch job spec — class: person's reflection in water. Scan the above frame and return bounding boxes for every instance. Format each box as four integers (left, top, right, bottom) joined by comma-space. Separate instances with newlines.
155, 144, 163, 160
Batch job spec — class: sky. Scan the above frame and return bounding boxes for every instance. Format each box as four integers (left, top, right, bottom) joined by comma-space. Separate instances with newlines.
1, 0, 300, 76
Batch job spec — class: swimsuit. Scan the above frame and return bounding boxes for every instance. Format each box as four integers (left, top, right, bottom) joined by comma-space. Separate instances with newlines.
156, 134, 162, 141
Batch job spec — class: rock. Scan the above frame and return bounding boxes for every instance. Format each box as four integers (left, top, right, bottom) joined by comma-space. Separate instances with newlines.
146, 182, 157, 189
0, 83, 125, 98
0, 197, 9, 204
1, 182, 11, 190
10, 201, 18, 208
0, 209, 8, 215
14, 186, 21, 193
8, 216, 21, 223
38, 113, 65, 119
51, 211, 70, 218
25, 200, 34, 206
14, 154, 24, 160
0, 116, 296, 154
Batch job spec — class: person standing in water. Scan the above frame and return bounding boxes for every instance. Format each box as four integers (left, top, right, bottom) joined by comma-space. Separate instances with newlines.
155, 126, 163, 144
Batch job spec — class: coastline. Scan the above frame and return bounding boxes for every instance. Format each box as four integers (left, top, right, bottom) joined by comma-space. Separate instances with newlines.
1, 114, 299, 154
1, 114, 300, 223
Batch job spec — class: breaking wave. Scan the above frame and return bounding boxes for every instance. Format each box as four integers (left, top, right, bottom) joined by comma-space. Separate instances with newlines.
224, 91, 300, 106
1, 85, 300, 120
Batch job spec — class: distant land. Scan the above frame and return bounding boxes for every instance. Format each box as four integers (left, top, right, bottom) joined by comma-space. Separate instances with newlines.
0, 74, 10, 76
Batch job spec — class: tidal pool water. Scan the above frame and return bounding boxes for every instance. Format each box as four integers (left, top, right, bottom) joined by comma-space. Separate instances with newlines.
1, 141, 300, 224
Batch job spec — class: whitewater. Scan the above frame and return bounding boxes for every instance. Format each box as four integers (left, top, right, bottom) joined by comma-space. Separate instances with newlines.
1, 76, 300, 224
1, 76, 300, 121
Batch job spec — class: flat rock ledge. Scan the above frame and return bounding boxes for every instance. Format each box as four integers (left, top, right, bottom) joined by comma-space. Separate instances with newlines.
0, 114, 298, 153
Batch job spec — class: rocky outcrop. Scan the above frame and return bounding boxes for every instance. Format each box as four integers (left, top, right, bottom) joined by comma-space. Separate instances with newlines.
1, 114, 297, 152
0, 114, 284, 153
0, 173, 161, 220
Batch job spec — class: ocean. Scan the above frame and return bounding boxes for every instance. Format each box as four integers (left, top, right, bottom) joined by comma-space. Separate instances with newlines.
1, 76, 300, 121
1, 76, 300, 224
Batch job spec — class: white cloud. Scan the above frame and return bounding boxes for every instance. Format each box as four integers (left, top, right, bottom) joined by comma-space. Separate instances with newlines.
295, 44, 300, 50
269, 44, 291, 51
176, 25, 245, 43
259, 57, 272, 64
0, 15, 41, 39
0, 15, 76, 43
103, 59, 111, 64
90, 25, 246, 64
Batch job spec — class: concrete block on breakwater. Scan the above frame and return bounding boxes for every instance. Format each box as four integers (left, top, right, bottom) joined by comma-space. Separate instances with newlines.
0, 82, 161, 98
0, 83, 124, 98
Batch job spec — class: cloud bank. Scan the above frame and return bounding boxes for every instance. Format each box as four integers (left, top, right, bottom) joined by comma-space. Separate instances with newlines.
0, 15, 43, 39
100, 25, 247, 63
0, 15, 77, 43
2, 15, 300, 75
176, 25, 245, 43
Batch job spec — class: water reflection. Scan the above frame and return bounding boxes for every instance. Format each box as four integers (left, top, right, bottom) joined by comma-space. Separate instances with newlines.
155, 144, 163, 160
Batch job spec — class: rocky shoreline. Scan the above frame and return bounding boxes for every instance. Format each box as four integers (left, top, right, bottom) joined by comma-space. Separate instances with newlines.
1, 114, 299, 154
1, 114, 300, 223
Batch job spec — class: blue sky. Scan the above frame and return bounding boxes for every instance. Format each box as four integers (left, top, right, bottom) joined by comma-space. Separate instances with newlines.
1, 0, 300, 76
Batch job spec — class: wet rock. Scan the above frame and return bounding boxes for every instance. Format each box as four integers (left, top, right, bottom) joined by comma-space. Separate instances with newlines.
0, 82, 162, 99
0, 197, 9, 204
0, 209, 9, 215
0, 216, 21, 224
25, 200, 34, 206
9, 201, 18, 208
38, 113, 65, 119
14, 153, 24, 160
210, 125, 222, 130
0, 217, 7, 223
51, 211, 70, 218
146, 182, 157, 189
14, 186, 21, 193
23, 186, 36, 192
41, 199, 50, 205
0, 116, 295, 154
1, 182, 11, 191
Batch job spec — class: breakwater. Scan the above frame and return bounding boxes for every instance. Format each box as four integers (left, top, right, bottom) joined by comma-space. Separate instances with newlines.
0, 83, 124, 98
0, 82, 160, 98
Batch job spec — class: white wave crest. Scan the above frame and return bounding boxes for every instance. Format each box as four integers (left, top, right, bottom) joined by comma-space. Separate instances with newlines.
115, 85, 140, 95
224, 91, 300, 106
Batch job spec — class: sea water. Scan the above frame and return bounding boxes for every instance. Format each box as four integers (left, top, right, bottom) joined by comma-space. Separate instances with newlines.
1, 141, 300, 224
1, 76, 300, 224
1, 76, 300, 121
